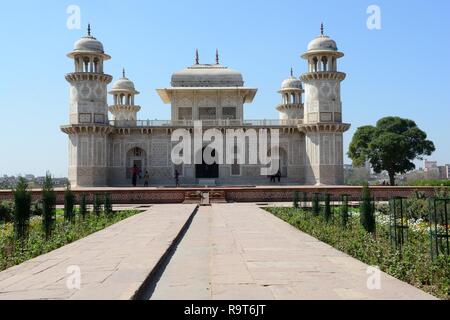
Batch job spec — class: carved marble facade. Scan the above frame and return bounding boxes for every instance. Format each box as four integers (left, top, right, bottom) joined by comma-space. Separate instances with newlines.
61, 25, 350, 187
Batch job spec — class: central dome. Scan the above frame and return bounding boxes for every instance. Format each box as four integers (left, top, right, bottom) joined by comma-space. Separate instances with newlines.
171, 64, 244, 87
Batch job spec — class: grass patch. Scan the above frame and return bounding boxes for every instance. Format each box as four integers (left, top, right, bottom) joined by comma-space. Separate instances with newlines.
0, 209, 139, 272
265, 207, 450, 300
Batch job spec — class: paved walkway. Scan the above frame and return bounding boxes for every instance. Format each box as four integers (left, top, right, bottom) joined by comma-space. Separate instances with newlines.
0, 203, 436, 300
150, 204, 436, 300
0, 204, 197, 300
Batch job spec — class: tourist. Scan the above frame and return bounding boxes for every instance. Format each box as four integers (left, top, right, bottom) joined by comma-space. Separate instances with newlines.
276, 169, 281, 183
131, 164, 140, 187
143, 171, 150, 187
269, 174, 276, 183
174, 170, 180, 187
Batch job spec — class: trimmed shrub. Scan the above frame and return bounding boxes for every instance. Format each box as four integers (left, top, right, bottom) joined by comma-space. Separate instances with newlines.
406, 191, 428, 220
360, 183, 376, 234
104, 193, 113, 216
312, 193, 320, 216
13, 177, 32, 240
323, 193, 332, 222
341, 195, 350, 228
64, 183, 75, 222
31, 200, 43, 216
293, 191, 299, 209
42, 173, 56, 239
79, 193, 87, 219
303, 192, 308, 208
0, 201, 14, 223
93, 194, 102, 216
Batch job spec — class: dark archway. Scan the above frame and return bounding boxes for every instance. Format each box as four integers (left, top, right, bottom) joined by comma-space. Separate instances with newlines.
196, 148, 219, 179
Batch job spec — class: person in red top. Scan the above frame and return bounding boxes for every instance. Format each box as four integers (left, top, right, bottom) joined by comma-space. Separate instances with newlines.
131, 164, 140, 187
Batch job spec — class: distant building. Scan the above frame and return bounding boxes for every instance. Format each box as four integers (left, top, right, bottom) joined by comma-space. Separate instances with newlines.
424, 160, 438, 172
438, 164, 450, 179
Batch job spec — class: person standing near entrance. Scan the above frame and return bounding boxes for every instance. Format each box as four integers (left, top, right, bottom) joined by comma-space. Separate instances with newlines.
143, 170, 150, 187
131, 164, 140, 187
174, 169, 180, 187
276, 169, 281, 183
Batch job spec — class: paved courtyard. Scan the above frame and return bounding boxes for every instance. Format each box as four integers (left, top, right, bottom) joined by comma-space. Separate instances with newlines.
0, 203, 436, 300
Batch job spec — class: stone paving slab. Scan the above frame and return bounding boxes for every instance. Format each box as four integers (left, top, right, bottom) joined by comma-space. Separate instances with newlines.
150, 203, 437, 300
0, 204, 197, 300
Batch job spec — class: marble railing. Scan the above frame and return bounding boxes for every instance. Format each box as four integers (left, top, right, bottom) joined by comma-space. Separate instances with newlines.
109, 119, 303, 128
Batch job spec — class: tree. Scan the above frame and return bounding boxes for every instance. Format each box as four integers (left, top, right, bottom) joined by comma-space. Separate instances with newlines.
104, 193, 113, 216
64, 182, 75, 222
12, 177, 32, 241
360, 183, 375, 234
348, 117, 435, 186
42, 172, 56, 239
79, 193, 87, 219
293, 191, 300, 209
93, 194, 102, 216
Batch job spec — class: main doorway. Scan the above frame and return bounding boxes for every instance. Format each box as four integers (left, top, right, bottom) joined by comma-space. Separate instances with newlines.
196, 148, 219, 179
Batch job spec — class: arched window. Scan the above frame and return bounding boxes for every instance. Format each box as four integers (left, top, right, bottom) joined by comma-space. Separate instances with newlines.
313, 57, 318, 72
322, 56, 328, 71
83, 57, 90, 72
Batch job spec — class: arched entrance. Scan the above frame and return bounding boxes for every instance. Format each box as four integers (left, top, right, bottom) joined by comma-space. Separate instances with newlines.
126, 147, 147, 179
196, 147, 219, 179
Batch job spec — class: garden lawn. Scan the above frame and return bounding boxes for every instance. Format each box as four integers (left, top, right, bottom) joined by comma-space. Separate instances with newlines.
0, 210, 139, 272
266, 207, 450, 300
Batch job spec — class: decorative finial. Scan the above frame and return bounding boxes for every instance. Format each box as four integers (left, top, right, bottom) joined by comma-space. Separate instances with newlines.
195, 49, 199, 64
122, 68, 126, 78
88, 23, 91, 36
216, 49, 219, 64
320, 22, 324, 36
290, 67, 293, 77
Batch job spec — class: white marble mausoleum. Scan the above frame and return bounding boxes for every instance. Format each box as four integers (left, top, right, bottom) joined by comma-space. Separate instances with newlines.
61, 24, 350, 187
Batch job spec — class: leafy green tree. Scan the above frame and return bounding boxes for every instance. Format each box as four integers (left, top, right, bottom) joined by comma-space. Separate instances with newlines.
64, 182, 75, 222
348, 117, 435, 186
42, 172, 56, 239
360, 184, 375, 234
13, 177, 32, 240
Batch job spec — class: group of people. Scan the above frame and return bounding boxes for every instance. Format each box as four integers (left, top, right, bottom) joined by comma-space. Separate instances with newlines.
269, 169, 282, 183
131, 165, 180, 187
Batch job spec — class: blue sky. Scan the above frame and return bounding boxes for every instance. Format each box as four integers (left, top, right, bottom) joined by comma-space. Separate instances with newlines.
0, 0, 449, 177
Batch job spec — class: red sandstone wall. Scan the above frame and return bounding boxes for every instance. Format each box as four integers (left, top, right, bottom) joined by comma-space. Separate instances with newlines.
0, 186, 445, 205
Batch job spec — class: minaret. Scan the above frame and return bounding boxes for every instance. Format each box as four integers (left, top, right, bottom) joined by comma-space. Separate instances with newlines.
300, 24, 350, 185
277, 68, 304, 121
61, 25, 113, 187
108, 69, 141, 125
